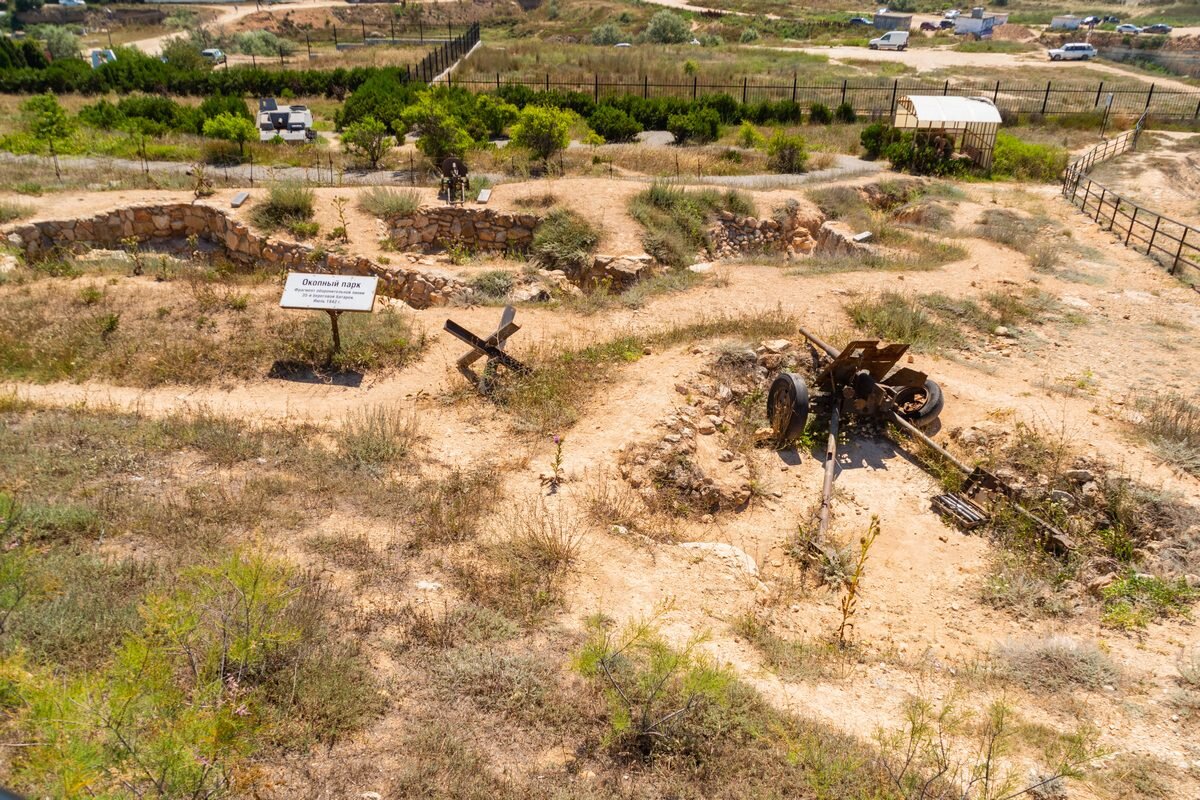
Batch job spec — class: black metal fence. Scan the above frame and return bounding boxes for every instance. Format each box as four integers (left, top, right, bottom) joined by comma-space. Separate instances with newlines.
1062, 116, 1199, 281
447, 72, 1200, 120
415, 22, 480, 84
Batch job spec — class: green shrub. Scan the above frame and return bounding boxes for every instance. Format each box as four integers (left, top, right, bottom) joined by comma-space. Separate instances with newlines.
645, 10, 690, 43
510, 104, 572, 161
358, 186, 421, 217
468, 270, 516, 302
530, 208, 602, 274
252, 181, 315, 230
628, 183, 751, 267
1102, 572, 1198, 629
736, 120, 765, 149
885, 133, 968, 177
835, 102, 857, 123
860, 121, 901, 159
231, 30, 294, 57
846, 291, 962, 352
739, 27, 760, 42
589, 105, 642, 142
809, 102, 833, 125
991, 131, 1068, 182
668, 107, 721, 145
766, 129, 809, 173
591, 22, 625, 45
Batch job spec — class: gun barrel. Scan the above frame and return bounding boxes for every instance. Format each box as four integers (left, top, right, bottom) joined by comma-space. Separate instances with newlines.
818, 404, 841, 537
797, 326, 839, 359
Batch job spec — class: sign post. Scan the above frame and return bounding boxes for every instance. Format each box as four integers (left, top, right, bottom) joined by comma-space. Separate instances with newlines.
280, 272, 379, 354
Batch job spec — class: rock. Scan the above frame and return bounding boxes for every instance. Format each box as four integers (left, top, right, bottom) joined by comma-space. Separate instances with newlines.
757, 353, 784, 370
717, 449, 735, 463
753, 426, 775, 445
1081, 481, 1101, 499
360, 793, 382, 800
716, 384, 733, 403
993, 325, 1011, 337
1185, 574, 1200, 589
510, 283, 550, 303
697, 420, 716, 435
0, 254, 19, 274
1048, 489, 1076, 508
689, 261, 714, 273
675, 383, 689, 395
1064, 469, 1095, 484
761, 339, 792, 354
415, 580, 442, 591
1087, 572, 1117, 595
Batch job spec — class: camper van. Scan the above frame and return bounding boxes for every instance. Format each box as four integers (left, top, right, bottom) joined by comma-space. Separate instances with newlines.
257, 99, 316, 143
868, 30, 909, 50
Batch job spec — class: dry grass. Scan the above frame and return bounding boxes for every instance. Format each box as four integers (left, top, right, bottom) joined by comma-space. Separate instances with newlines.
1134, 392, 1200, 475
996, 635, 1119, 693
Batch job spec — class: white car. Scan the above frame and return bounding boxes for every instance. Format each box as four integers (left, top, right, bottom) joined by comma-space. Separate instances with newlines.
1115, 23, 1142, 34
1048, 42, 1097, 60
59, 0, 86, 7
614, 42, 631, 47
201, 48, 226, 63
943, 9, 960, 19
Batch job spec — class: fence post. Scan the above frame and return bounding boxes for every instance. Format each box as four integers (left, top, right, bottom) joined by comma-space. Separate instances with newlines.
793, 73, 798, 103
643, 75, 648, 99
943, 79, 949, 96
1147, 214, 1160, 254
1145, 83, 1155, 110
841, 78, 846, 105
890, 79, 898, 113
742, 76, 748, 104
993, 80, 1000, 104
306, 33, 311, 59
391, 18, 395, 42
279, 45, 284, 65
693, 75, 698, 100
496, 72, 500, 90
1041, 80, 1051, 115
249, 153, 253, 187
594, 73, 599, 103
1126, 205, 1138, 244
1095, 187, 1106, 222
546, 73, 550, 92
333, 26, 338, 48
361, 19, 367, 42
1173, 228, 1187, 274
1094, 81, 1103, 108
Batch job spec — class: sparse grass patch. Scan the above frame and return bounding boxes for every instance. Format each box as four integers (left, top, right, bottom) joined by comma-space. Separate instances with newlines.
398, 601, 518, 651
1134, 392, 1200, 475
407, 467, 503, 549
845, 291, 962, 352
996, 635, 1119, 692
338, 405, 418, 470
1101, 571, 1197, 630
468, 269, 515, 303
629, 183, 755, 268
251, 181, 316, 231
530, 207, 601, 274
0, 200, 35, 223
731, 612, 837, 681
357, 186, 421, 217
563, 268, 702, 315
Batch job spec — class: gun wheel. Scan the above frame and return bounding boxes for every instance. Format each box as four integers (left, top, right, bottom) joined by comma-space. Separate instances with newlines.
767, 372, 809, 446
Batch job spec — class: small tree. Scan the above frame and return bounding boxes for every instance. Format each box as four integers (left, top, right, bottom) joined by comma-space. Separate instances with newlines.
645, 10, 690, 44
590, 22, 624, 45
22, 92, 74, 180
767, 129, 809, 174
403, 95, 474, 162
202, 112, 257, 159
474, 95, 519, 139
161, 38, 212, 72
30, 24, 79, 61
510, 105, 572, 162
341, 116, 393, 169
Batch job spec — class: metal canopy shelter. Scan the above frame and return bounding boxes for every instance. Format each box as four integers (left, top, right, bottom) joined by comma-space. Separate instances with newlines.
893, 95, 1003, 171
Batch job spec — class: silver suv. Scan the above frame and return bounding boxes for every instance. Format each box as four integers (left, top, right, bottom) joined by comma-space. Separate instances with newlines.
1048, 42, 1097, 60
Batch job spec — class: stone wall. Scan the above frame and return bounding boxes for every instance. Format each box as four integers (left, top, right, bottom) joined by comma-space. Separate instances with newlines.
386, 207, 540, 254
3, 203, 472, 309
708, 200, 825, 260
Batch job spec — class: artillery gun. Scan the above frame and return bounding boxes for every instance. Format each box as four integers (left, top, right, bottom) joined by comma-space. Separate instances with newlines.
767, 327, 1072, 554
439, 156, 470, 205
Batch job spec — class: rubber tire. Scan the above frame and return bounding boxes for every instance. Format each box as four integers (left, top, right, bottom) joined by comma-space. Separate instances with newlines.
767, 372, 810, 444
896, 379, 944, 429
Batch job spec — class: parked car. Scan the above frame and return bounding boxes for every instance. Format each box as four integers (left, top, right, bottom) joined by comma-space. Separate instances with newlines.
920, 20, 938, 30
59, 0, 86, 7
614, 42, 631, 47
1115, 23, 1142, 33
849, 16, 873, 25
1102, 15, 1120, 23
869, 30, 909, 50
1143, 23, 1173, 34
1048, 42, 1097, 60
200, 48, 226, 63
943, 8, 960, 18
1081, 15, 1100, 24
938, 19, 954, 29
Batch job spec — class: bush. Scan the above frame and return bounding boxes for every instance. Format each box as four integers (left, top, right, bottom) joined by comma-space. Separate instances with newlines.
341, 116, 394, 168
835, 102, 857, 123
885, 132, 968, 177
404, 93, 474, 162
358, 186, 420, 217
530, 208, 602, 273
591, 22, 625, 45
468, 270, 516, 302
645, 10, 690, 44
251, 181, 315, 230
29, 25, 79, 62
474, 94, 518, 139
202, 111, 256, 158
510, 104, 573, 161
231, 30, 294, 57
990, 131, 1068, 182
736, 120, 765, 149
589, 105, 642, 142
628, 184, 750, 267
860, 121, 901, 159
739, 27, 760, 42
766, 129, 809, 173
668, 107, 720, 145
809, 102, 833, 125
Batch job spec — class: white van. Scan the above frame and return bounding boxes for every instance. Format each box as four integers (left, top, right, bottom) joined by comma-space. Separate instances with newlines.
869, 30, 909, 50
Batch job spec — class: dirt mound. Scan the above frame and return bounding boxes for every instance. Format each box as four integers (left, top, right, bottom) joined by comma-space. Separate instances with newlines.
992, 23, 1036, 42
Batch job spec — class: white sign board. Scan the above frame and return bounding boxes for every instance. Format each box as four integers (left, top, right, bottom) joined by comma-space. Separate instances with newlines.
280, 273, 378, 312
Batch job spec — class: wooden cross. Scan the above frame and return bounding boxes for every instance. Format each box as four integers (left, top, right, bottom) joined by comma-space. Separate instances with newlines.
444, 305, 531, 391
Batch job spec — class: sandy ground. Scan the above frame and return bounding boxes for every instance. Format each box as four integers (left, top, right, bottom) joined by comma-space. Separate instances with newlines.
1089, 130, 1200, 223
4, 172, 1200, 796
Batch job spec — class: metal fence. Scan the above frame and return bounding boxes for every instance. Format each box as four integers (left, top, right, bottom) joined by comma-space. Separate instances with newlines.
447, 73, 1200, 120
1061, 115, 1199, 281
